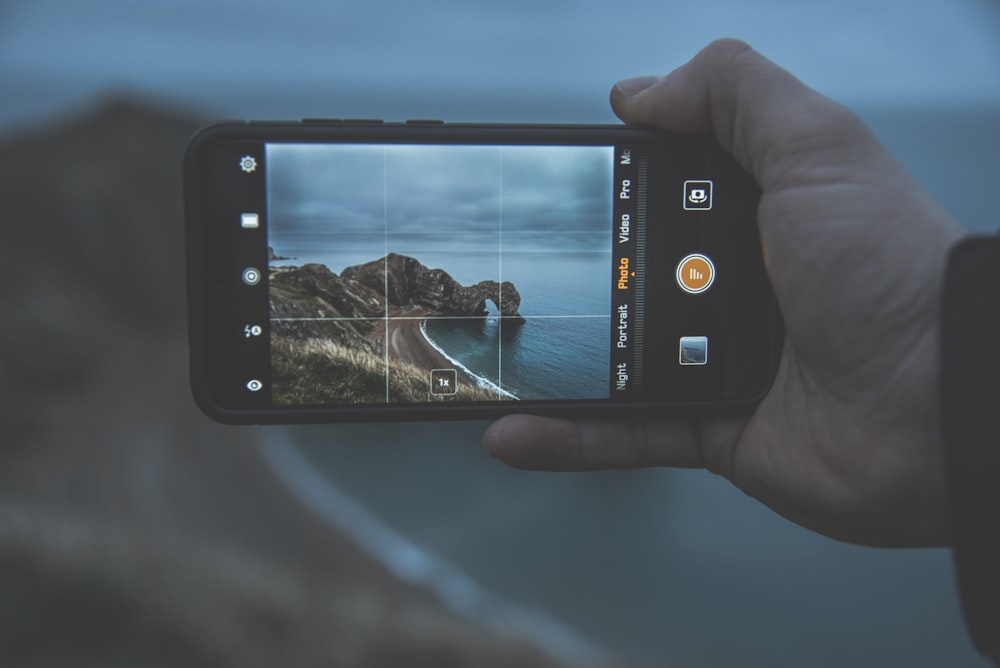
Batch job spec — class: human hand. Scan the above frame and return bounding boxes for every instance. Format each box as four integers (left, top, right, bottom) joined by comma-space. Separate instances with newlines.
484, 39, 965, 547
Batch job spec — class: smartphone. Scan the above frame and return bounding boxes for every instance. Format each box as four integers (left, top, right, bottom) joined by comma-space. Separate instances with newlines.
185, 120, 781, 424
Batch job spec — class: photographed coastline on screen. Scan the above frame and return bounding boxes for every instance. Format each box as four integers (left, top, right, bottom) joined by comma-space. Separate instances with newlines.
266, 143, 613, 405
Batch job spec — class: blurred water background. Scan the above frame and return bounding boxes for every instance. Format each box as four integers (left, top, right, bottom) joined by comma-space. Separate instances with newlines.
2, 0, 999, 666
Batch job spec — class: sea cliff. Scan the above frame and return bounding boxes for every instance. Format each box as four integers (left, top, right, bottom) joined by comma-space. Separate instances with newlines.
269, 254, 521, 404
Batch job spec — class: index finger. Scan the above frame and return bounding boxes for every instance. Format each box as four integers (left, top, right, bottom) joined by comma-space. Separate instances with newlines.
483, 412, 750, 475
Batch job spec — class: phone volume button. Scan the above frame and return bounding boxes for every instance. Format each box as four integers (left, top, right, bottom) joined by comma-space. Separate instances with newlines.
405, 119, 444, 125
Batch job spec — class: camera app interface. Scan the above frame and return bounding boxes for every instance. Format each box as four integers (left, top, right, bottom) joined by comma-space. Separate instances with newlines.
265, 144, 615, 405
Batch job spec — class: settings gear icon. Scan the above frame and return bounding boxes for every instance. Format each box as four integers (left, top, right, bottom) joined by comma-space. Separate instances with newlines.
239, 155, 257, 173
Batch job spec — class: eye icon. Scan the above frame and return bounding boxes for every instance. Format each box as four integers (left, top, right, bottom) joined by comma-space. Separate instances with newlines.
246, 379, 263, 392
239, 155, 257, 173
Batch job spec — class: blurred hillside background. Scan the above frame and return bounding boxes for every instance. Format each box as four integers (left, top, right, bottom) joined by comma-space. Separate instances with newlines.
1, 0, 999, 666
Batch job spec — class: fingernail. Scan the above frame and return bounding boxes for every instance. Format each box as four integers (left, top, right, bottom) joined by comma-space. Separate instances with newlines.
614, 75, 662, 97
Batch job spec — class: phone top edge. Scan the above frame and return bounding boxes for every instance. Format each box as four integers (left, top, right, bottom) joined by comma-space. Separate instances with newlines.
185, 120, 715, 146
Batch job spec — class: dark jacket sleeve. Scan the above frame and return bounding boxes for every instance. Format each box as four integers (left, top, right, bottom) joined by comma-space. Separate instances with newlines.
942, 235, 1000, 666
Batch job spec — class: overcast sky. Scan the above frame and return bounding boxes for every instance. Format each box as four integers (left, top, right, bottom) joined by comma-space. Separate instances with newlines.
1, 0, 998, 129
267, 144, 613, 255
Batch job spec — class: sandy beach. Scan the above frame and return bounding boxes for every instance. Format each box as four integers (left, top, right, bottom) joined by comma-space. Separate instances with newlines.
369, 306, 484, 397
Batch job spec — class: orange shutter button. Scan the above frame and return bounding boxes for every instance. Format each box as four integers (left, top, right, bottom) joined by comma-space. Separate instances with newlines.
676, 254, 715, 294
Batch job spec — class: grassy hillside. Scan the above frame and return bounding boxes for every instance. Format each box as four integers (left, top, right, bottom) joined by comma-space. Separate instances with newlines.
271, 336, 500, 405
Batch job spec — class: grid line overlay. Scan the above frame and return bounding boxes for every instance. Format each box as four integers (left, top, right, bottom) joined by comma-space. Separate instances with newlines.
383, 146, 390, 402
272, 315, 609, 322
498, 146, 504, 394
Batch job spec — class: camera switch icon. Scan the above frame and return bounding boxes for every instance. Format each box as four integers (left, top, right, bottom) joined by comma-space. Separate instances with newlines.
683, 180, 713, 210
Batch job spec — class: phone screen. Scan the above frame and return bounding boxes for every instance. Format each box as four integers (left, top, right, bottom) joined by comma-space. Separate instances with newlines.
186, 123, 779, 422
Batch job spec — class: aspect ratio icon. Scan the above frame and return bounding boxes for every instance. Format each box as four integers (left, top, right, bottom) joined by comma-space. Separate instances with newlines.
676, 254, 715, 294
683, 180, 713, 210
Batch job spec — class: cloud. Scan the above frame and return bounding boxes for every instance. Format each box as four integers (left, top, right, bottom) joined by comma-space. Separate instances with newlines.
267, 143, 614, 254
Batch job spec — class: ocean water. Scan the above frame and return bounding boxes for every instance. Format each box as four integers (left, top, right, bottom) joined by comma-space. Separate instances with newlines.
422, 251, 612, 400
423, 313, 609, 400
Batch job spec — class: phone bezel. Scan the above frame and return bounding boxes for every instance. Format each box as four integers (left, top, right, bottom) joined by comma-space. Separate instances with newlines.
185, 121, 782, 424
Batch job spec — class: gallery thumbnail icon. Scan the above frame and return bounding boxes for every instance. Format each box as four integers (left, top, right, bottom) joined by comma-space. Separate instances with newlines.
679, 336, 708, 365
